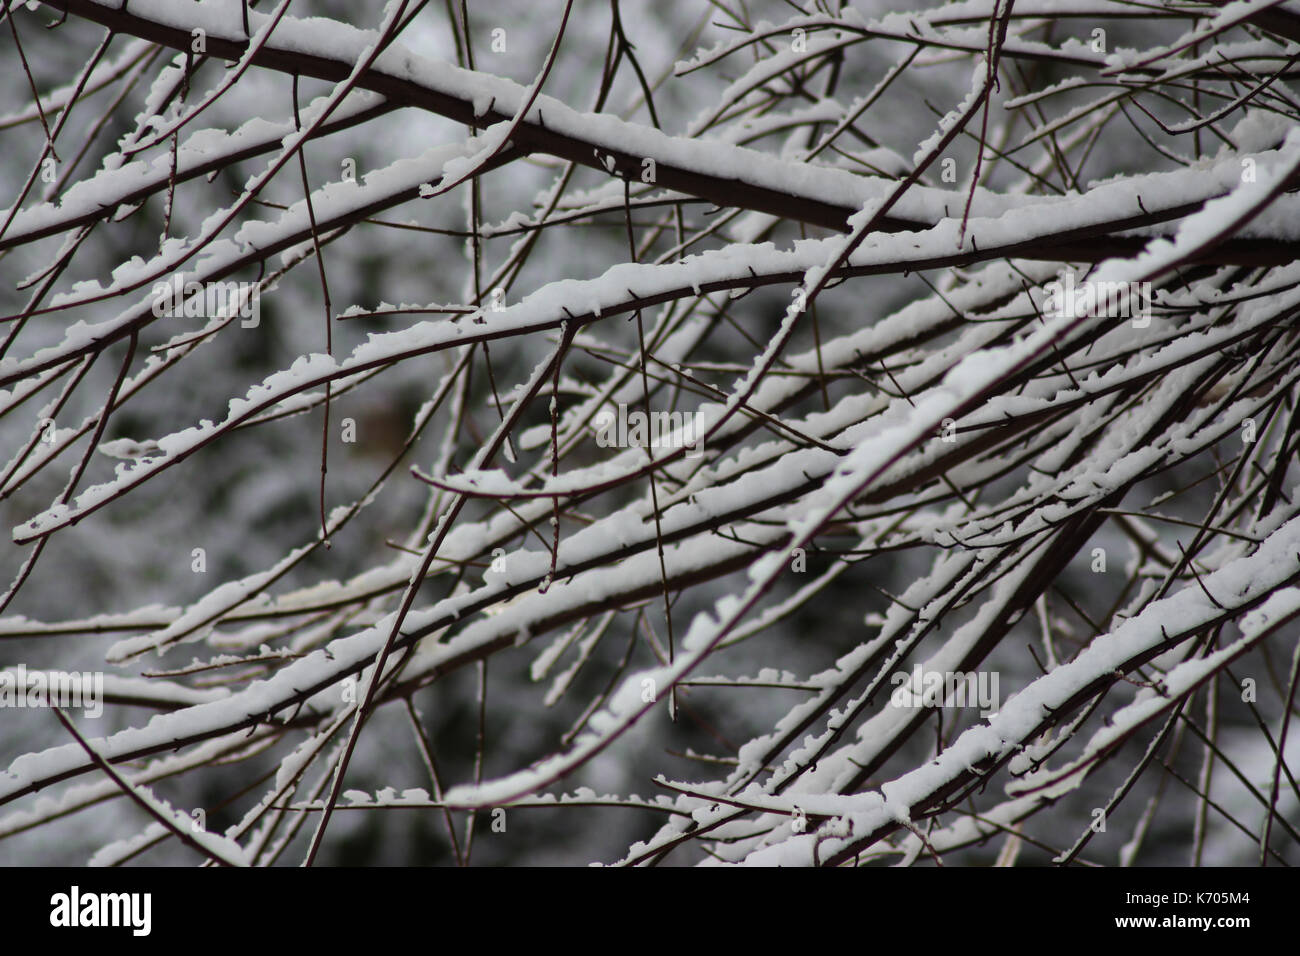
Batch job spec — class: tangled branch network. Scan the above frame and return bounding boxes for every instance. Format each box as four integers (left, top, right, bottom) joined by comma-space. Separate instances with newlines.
1, 0, 1299, 866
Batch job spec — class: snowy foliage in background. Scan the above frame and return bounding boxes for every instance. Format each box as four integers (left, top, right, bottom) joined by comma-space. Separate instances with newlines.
1, 0, 1298, 865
